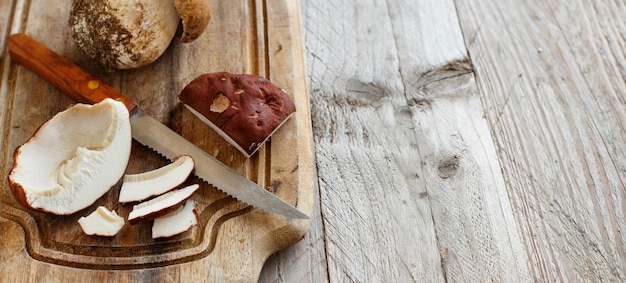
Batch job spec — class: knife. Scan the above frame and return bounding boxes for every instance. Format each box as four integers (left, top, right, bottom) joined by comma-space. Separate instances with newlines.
8, 33, 308, 219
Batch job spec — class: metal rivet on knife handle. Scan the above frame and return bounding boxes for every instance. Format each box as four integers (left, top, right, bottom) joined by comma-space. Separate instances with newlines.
88, 80, 100, 90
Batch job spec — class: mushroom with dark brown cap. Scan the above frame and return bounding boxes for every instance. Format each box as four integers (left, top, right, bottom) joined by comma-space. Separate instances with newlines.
178, 72, 296, 157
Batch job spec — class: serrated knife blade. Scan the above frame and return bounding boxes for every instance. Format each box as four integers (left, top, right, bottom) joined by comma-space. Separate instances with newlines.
130, 111, 308, 219
8, 33, 308, 219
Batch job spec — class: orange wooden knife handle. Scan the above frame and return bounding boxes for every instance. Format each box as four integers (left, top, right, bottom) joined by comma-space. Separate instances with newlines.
7, 33, 138, 112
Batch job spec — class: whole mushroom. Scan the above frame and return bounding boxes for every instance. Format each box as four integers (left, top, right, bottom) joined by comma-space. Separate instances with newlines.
69, 0, 211, 70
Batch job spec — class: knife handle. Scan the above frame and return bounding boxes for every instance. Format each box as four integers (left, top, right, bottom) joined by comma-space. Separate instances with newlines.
7, 33, 138, 113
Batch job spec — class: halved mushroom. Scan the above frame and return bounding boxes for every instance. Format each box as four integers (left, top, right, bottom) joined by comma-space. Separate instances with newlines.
78, 206, 125, 236
8, 99, 132, 215
178, 72, 297, 157
152, 199, 198, 239
69, 0, 211, 70
128, 184, 199, 224
119, 155, 194, 203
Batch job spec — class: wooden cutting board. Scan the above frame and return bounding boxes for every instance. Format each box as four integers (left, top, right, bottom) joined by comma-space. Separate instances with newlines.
0, 0, 313, 281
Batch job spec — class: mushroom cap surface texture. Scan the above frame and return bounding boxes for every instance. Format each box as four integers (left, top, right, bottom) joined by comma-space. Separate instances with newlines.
8, 99, 132, 215
178, 72, 296, 157
69, 0, 180, 70
69, 0, 211, 70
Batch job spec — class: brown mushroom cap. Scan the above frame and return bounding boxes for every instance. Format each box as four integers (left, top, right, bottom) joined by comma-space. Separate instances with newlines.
174, 0, 211, 43
178, 72, 296, 157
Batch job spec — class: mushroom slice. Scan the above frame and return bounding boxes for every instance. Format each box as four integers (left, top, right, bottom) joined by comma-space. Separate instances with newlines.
174, 0, 212, 43
8, 99, 132, 215
119, 155, 194, 203
152, 199, 198, 239
128, 184, 199, 224
78, 206, 125, 236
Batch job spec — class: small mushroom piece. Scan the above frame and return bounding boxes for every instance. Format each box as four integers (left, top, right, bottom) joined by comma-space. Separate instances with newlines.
8, 99, 132, 215
69, 0, 181, 70
119, 155, 194, 203
178, 72, 296, 157
174, 0, 212, 43
152, 199, 198, 239
128, 184, 199, 224
77, 206, 125, 236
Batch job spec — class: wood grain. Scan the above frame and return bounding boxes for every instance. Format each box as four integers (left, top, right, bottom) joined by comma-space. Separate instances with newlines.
456, 0, 626, 281
301, 0, 528, 281
0, 0, 313, 281
264, 0, 624, 282
0, 0, 14, 55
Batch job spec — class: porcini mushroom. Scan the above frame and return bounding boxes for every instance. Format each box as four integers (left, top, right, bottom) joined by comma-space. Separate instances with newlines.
69, 0, 211, 70
78, 206, 125, 236
119, 155, 194, 203
152, 199, 198, 239
8, 99, 132, 215
178, 72, 296, 157
128, 184, 199, 224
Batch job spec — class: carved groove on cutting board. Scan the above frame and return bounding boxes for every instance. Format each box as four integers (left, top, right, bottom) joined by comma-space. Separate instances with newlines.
0, 199, 254, 269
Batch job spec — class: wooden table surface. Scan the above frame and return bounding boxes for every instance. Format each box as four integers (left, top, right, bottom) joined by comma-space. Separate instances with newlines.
2, 0, 625, 282
260, 0, 625, 282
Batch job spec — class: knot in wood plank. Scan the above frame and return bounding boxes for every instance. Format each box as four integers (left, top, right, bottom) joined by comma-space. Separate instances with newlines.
437, 155, 460, 179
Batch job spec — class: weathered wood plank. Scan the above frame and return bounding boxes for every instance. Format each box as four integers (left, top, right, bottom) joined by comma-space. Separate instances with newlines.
0, 0, 16, 155
258, 1, 328, 282
0, 0, 14, 55
1, 0, 314, 282
456, 0, 626, 281
302, 0, 528, 281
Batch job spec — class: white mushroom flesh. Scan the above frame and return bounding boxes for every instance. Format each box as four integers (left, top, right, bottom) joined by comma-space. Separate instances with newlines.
8, 98, 132, 215
119, 155, 194, 203
128, 184, 199, 223
77, 206, 125, 236
152, 199, 198, 239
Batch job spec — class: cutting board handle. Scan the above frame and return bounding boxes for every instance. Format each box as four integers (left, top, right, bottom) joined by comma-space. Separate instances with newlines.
7, 33, 138, 112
